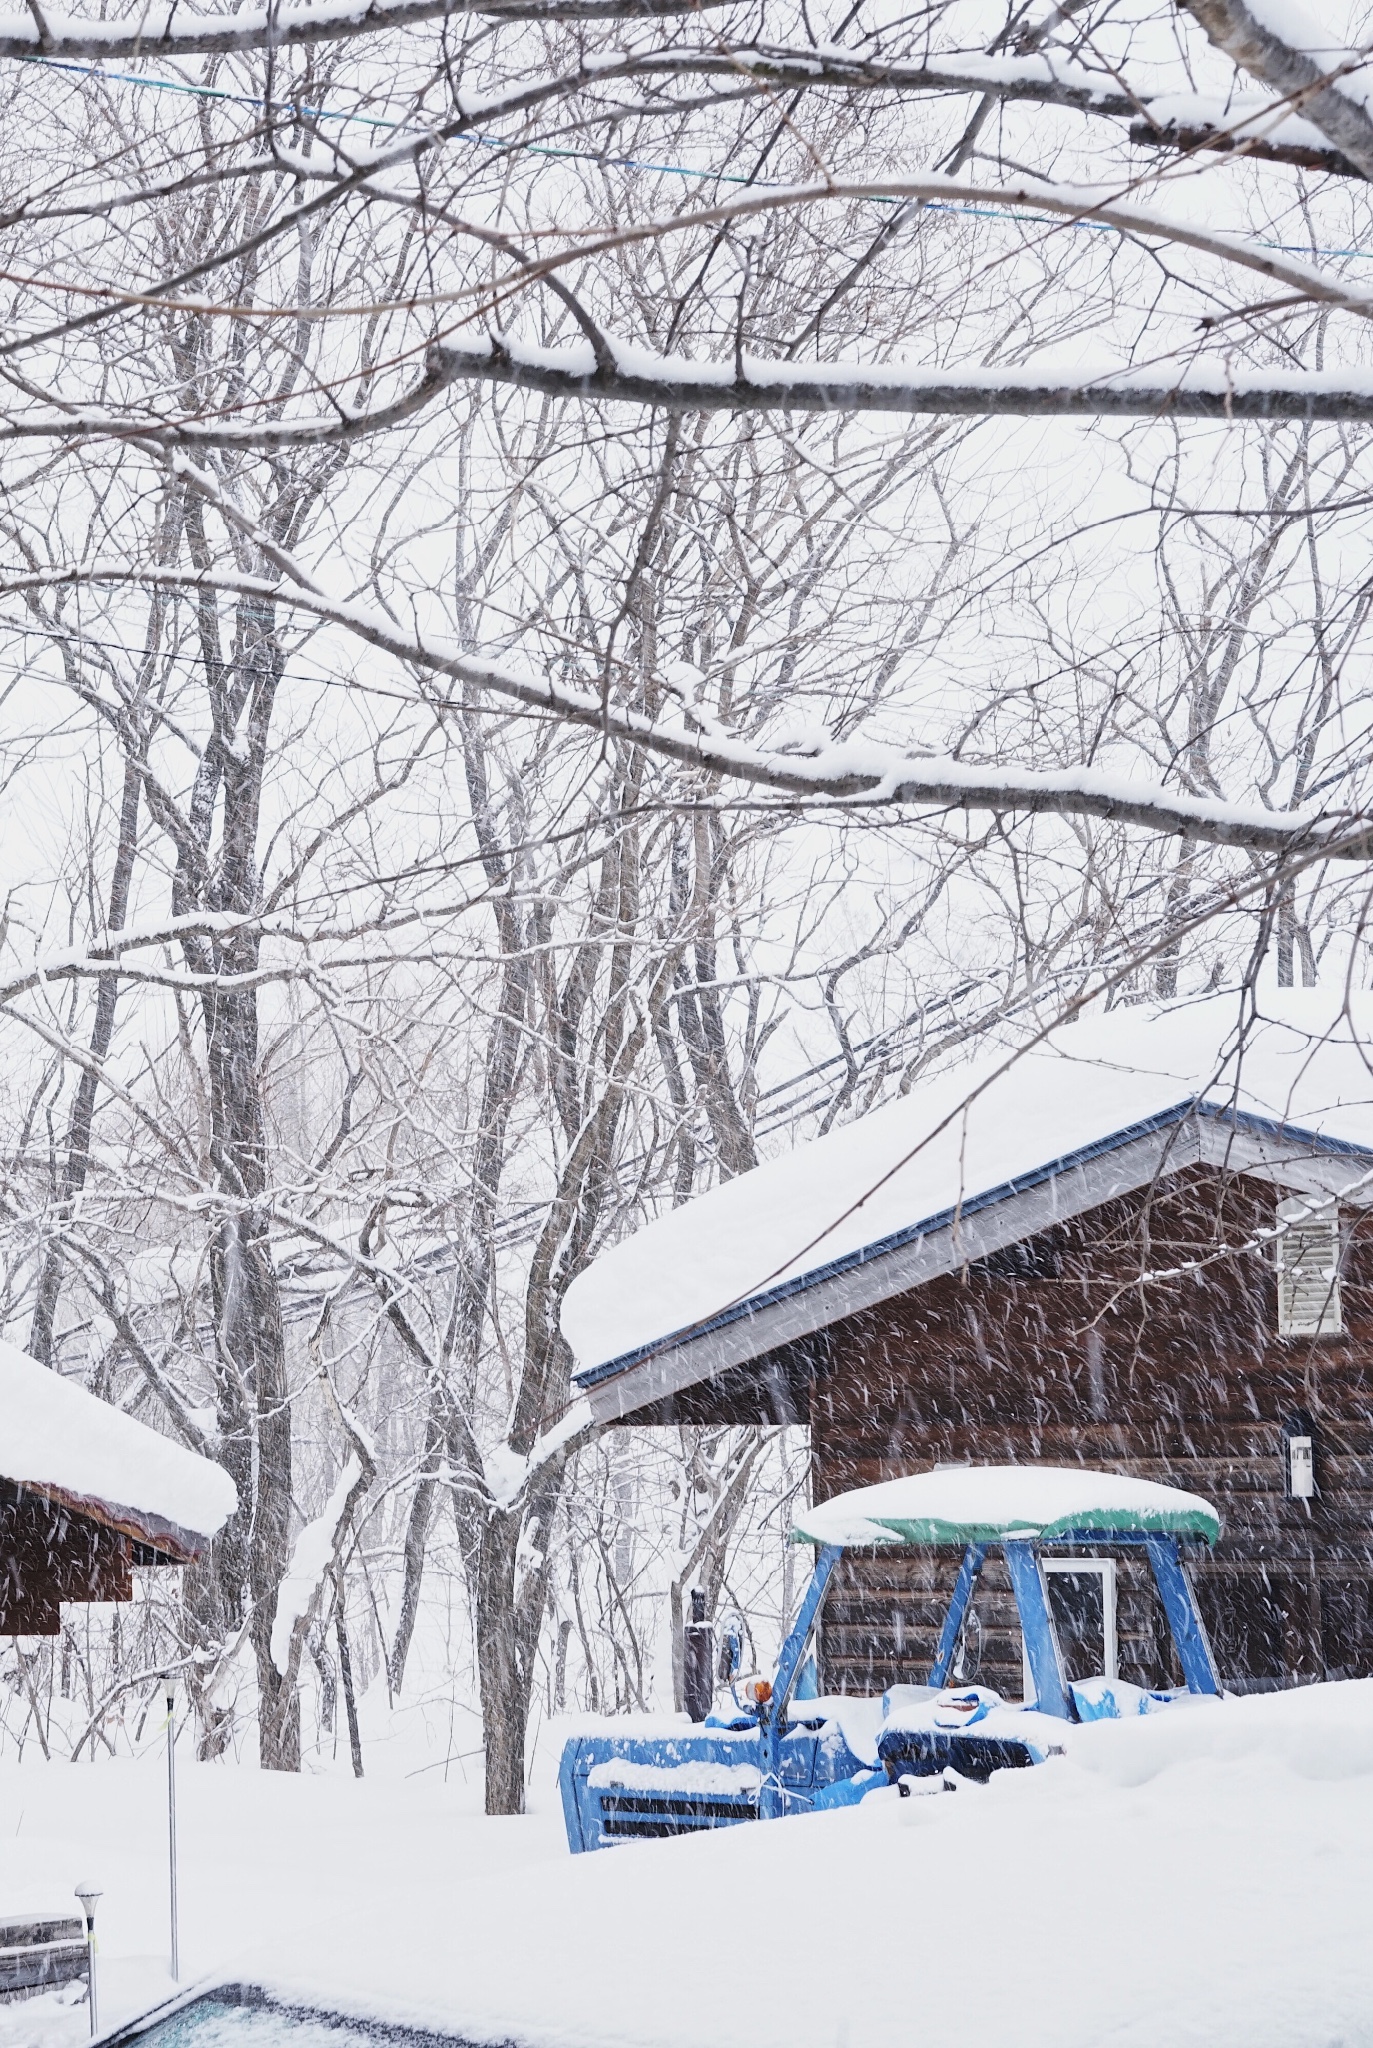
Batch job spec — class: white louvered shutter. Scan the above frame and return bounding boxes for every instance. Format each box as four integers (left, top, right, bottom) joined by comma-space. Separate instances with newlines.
1276, 1200, 1343, 1337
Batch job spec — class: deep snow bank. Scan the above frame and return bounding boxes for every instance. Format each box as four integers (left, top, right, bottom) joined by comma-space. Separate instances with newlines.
248, 1681, 1373, 2048
0, 1681, 1370, 2048
1069, 1673, 1373, 1784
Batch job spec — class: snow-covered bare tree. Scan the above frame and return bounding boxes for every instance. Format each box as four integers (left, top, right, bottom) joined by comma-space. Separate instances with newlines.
7, 0, 1373, 1809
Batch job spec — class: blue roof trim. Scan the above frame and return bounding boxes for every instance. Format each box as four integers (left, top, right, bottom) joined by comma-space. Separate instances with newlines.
572, 1100, 1373, 1390
1194, 1098, 1373, 1157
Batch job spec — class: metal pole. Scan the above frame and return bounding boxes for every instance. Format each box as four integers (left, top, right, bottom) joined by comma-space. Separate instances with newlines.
75, 1887, 100, 2039
166, 1681, 179, 1980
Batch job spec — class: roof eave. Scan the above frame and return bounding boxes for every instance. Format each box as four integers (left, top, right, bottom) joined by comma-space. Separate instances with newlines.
575, 1103, 1373, 1424
16, 1478, 212, 1563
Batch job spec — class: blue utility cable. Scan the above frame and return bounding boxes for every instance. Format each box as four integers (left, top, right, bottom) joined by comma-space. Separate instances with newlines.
19, 50, 1373, 260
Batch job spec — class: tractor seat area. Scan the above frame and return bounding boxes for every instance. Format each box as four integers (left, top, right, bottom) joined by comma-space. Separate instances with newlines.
876, 1725, 1042, 1784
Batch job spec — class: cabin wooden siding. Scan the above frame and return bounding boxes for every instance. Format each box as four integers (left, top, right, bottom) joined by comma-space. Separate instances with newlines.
799, 1165, 1373, 1696
0, 1485, 133, 1635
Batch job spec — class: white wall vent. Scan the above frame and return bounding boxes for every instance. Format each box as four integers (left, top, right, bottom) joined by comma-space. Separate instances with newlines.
1276, 1199, 1343, 1337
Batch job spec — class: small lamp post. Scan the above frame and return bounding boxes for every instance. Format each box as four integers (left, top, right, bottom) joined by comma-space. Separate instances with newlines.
164, 1675, 180, 1981
74, 1885, 101, 2039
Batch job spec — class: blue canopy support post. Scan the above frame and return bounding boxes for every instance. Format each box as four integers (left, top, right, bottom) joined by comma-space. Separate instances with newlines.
759, 1543, 843, 1818
929, 1543, 987, 1688
1146, 1535, 1221, 1694
1004, 1540, 1073, 1720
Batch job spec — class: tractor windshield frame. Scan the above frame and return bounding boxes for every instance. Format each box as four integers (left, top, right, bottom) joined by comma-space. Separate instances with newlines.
760, 1525, 1220, 1810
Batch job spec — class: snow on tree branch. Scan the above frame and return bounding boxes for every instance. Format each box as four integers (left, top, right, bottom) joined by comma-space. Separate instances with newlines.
270, 1358, 376, 1686
1129, 91, 1368, 176
0, 0, 732, 59
4, 563, 1367, 860
400, 338, 1373, 427
485, 1400, 597, 1510
268, 1455, 369, 1675
1, 20, 1358, 196
1, 33, 1354, 208
0, 912, 290, 1008
1180, 0, 1373, 179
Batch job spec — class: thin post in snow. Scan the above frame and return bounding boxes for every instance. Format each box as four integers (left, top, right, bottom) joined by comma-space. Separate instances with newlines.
165, 1677, 179, 1980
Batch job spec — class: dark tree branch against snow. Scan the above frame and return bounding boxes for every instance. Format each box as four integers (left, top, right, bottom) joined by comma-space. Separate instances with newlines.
292, 344, 1373, 433
23, 355, 1373, 450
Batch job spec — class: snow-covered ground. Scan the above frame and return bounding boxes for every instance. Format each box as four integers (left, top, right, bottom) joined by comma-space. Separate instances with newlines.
1, 1682, 1371, 2048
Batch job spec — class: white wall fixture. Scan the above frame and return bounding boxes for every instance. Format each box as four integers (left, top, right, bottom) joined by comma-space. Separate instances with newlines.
1287, 1432, 1316, 1501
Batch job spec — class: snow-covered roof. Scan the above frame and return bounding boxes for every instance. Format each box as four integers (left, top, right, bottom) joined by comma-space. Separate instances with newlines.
564, 991, 1373, 1418
791, 1465, 1220, 1548
0, 1338, 237, 1559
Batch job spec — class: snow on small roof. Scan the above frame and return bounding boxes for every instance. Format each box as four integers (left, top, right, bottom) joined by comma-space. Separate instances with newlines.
563, 991, 1373, 1385
791, 1465, 1220, 1547
0, 1338, 237, 1558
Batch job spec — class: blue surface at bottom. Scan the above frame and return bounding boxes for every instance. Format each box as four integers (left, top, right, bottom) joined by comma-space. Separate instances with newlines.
101, 1991, 479, 2048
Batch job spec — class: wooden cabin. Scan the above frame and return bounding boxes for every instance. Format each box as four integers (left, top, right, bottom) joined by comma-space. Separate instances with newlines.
562, 995, 1373, 1699
0, 1338, 235, 1633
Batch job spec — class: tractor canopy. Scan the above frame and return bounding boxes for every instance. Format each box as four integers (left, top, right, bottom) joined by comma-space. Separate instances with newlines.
561, 1464, 1224, 1853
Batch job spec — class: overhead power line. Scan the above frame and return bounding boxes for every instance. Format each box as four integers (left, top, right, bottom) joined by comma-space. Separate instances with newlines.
24, 55, 1373, 264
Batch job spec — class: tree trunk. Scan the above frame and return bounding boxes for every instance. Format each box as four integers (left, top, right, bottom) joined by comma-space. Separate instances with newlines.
204, 981, 297, 1771
388, 1465, 438, 1695
171, 567, 298, 1772
29, 751, 143, 1363
336, 1595, 364, 1779
473, 1513, 532, 1814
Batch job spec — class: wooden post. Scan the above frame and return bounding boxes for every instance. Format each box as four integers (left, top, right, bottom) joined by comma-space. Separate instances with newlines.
683, 1589, 713, 1723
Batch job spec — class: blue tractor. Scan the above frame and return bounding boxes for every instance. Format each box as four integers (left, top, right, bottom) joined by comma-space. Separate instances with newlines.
559, 1464, 1223, 1852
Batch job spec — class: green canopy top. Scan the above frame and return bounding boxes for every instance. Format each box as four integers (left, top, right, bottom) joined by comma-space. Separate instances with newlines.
791, 1464, 1221, 1549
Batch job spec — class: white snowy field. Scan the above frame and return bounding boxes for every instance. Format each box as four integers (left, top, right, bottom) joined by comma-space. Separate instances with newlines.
1, 1682, 1372, 2048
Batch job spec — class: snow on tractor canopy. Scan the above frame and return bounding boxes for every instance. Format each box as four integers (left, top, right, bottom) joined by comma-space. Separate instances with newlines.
558, 1463, 1222, 1853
